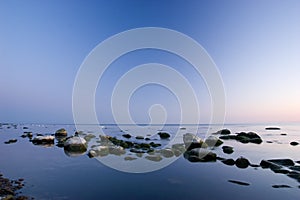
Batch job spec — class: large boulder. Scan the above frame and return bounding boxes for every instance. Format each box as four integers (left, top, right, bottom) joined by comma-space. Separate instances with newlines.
183, 133, 208, 150
64, 137, 87, 153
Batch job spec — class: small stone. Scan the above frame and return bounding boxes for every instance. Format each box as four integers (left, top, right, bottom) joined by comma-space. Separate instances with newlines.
280, 133, 287, 136
124, 156, 137, 161
32, 136, 54, 145
135, 136, 144, 140
290, 141, 299, 146
88, 150, 97, 158
228, 180, 250, 186
122, 134, 131, 139
158, 132, 170, 139
272, 184, 291, 188
235, 157, 250, 169
222, 159, 235, 166
4, 139, 18, 144
55, 128, 67, 137
265, 127, 281, 130
222, 146, 234, 154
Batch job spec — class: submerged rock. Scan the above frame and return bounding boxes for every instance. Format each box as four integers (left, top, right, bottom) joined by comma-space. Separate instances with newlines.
235, 157, 250, 169
145, 155, 162, 162
158, 132, 170, 139
124, 156, 137, 161
205, 136, 223, 147
55, 128, 67, 137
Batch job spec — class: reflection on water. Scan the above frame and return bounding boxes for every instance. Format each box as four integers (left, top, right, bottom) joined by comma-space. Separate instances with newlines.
1, 123, 300, 199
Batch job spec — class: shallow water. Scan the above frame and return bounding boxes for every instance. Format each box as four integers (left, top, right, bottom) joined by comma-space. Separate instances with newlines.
0, 123, 300, 199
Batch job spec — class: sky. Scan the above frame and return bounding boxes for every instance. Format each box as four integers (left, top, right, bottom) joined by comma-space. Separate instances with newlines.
0, 0, 300, 124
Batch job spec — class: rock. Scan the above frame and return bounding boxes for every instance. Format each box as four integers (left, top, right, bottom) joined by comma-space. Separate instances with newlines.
290, 141, 299, 146
205, 136, 223, 147
272, 185, 291, 188
55, 128, 67, 137
124, 156, 137, 161
158, 132, 170, 139
135, 136, 144, 140
88, 150, 97, 158
184, 148, 217, 162
280, 133, 287, 136
228, 180, 250, 186
130, 149, 145, 154
32, 136, 54, 145
145, 155, 162, 162
90, 146, 109, 157
149, 142, 161, 148
290, 166, 300, 171
265, 127, 281, 130
215, 129, 231, 135
160, 148, 174, 158
64, 136, 87, 152
108, 146, 126, 155
122, 134, 131, 139
4, 139, 18, 144
183, 133, 208, 150
222, 159, 235, 166
267, 159, 294, 167
235, 157, 250, 169
179, 127, 186, 130
84, 134, 96, 143
260, 160, 282, 170
220, 132, 262, 144
222, 146, 234, 154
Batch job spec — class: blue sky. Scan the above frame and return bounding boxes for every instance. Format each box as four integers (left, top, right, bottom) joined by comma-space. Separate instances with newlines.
0, 0, 300, 124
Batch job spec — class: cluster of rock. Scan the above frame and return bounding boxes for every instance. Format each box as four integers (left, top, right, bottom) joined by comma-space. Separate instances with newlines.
0, 173, 29, 200
219, 131, 263, 144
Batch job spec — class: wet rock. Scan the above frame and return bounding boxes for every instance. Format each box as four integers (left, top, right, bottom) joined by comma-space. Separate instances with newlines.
272, 184, 291, 188
158, 132, 170, 139
184, 148, 217, 162
222, 159, 235, 166
215, 129, 231, 135
267, 159, 294, 167
108, 146, 126, 156
228, 180, 250, 186
88, 150, 97, 158
135, 136, 144, 140
222, 146, 234, 154
265, 127, 281, 130
220, 132, 262, 144
145, 155, 162, 162
55, 128, 67, 137
235, 157, 250, 169
64, 137, 87, 152
84, 134, 96, 143
205, 136, 223, 147
32, 136, 54, 145
4, 139, 17, 144
124, 156, 137, 161
122, 134, 131, 139
290, 141, 299, 146
149, 142, 161, 148
183, 133, 208, 150
160, 148, 174, 158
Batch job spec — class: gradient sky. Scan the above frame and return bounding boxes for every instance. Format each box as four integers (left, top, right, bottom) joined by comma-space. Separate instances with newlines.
0, 0, 300, 124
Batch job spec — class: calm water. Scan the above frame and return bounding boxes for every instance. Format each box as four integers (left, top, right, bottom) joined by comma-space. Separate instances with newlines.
1, 123, 300, 199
